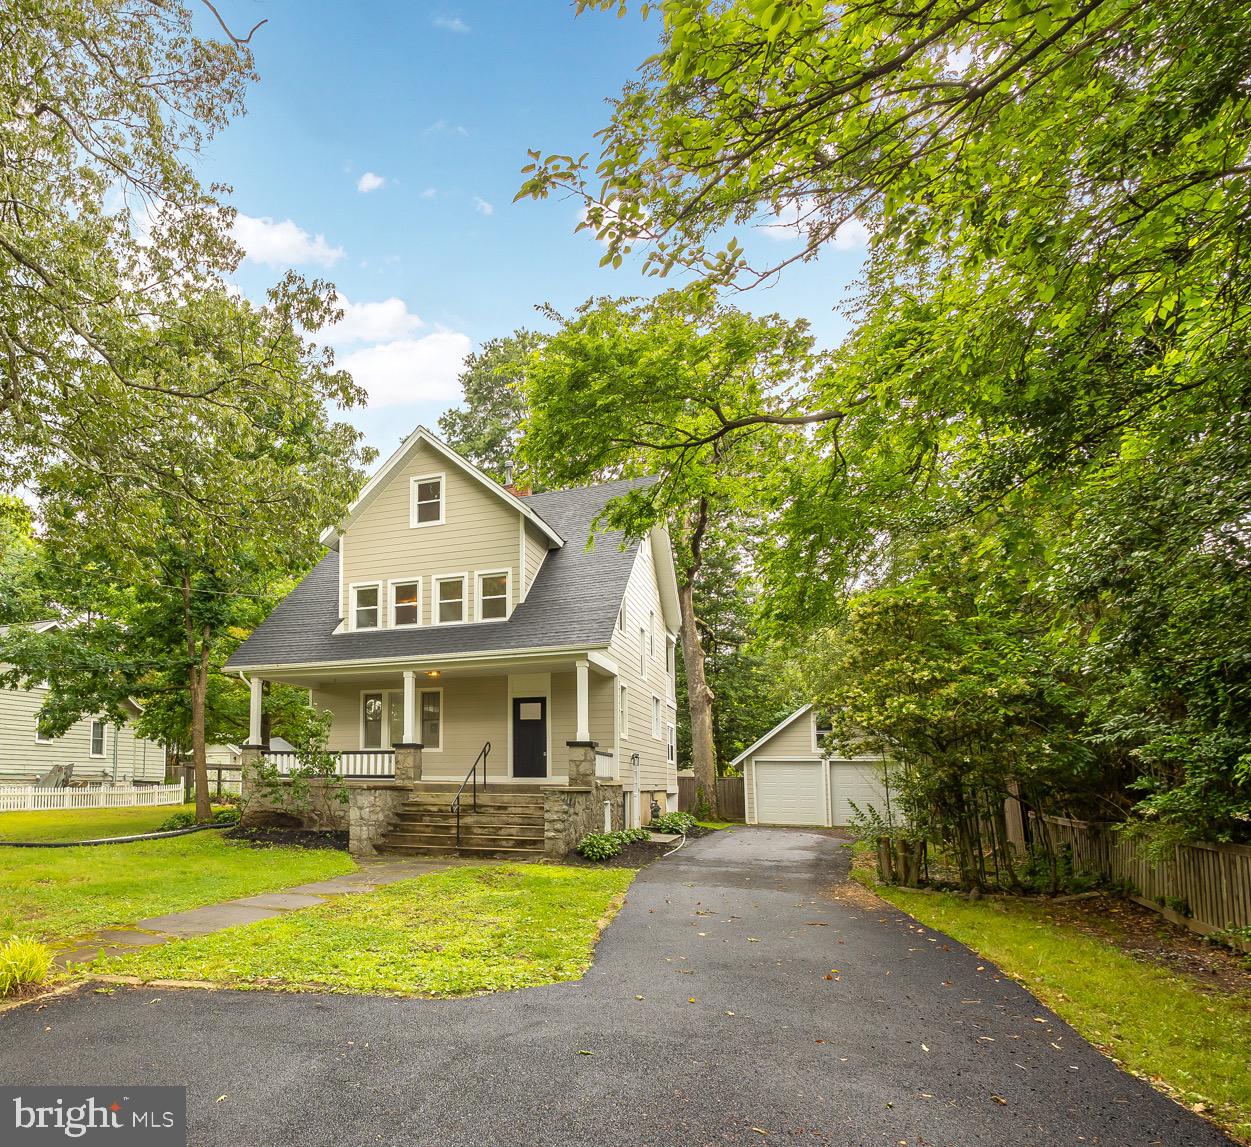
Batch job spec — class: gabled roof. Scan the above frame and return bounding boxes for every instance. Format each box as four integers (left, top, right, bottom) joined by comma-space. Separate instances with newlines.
225, 476, 660, 671
319, 426, 564, 549
0, 619, 62, 637
729, 704, 814, 768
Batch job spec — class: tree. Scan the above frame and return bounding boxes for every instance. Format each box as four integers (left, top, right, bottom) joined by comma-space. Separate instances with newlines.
520, 291, 814, 817
0, 288, 371, 821
438, 331, 545, 481
1, 0, 272, 489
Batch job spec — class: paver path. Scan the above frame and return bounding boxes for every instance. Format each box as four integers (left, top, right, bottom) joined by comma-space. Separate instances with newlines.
54, 856, 463, 966
3, 829, 1234, 1146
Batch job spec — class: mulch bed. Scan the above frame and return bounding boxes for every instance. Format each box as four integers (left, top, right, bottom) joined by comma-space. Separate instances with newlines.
565, 837, 673, 869
224, 826, 349, 851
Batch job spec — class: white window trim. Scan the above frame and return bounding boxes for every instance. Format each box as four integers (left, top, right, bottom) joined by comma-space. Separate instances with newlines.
651, 693, 662, 740
649, 610, 655, 657
348, 581, 383, 632
475, 568, 512, 623
431, 572, 469, 626
388, 576, 423, 629
89, 718, 107, 758
812, 714, 835, 754
359, 688, 444, 752
617, 603, 626, 633
638, 627, 647, 676
418, 686, 444, 753
34, 726, 52, 745
618, 682, 629, 739
666, 722, 676, 765
409, 471, 446, 529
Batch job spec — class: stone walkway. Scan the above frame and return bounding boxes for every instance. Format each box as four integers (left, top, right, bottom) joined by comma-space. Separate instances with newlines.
54, 856, 464, 967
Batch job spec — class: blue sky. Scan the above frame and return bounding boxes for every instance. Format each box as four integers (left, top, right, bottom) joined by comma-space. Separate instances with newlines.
203, 1, 868, 458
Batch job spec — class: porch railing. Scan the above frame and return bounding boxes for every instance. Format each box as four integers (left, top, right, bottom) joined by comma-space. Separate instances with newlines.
260, 749, 395, 778
594, 749, 616, 780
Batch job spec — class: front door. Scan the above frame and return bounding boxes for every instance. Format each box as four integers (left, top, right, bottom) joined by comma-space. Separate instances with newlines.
512, 697, 548, 778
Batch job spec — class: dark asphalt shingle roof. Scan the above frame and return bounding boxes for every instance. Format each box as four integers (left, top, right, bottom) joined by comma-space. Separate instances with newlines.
225, 476, 653, 669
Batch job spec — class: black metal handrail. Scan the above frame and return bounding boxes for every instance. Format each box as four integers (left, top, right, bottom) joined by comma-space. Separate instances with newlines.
451, 741, 491, 848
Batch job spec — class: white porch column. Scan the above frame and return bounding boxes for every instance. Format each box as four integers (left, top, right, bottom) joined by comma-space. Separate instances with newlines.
575, 658, 590, 743
402, 670, 417, 744
247, 676, 263, 746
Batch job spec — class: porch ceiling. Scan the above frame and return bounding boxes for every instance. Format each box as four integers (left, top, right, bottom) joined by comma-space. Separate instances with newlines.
257, 649, 616, 689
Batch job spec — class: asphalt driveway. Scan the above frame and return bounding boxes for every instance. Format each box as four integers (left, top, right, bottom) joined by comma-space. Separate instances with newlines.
0, 828, 1232, 1146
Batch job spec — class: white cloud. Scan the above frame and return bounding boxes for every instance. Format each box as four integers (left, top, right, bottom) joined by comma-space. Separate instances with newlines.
328, 296, 424, 345
422, 119, 468, 137
419, 187, 438, 199
761, 199, 870, 250
472, 196, 494, 217
338, 330, 472, 406
356, 171, 386, 193
232, 213, 345, 268
432, 14, 470, 33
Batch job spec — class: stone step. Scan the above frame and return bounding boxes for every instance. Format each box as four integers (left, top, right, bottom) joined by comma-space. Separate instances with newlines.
379, 841, 545, 858
403, 782, 549, 794
383, 825, 545, 847
392, 811, 546, 828
401, 799, 544, 816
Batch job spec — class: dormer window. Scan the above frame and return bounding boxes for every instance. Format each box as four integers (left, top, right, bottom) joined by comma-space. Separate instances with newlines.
410, 474, 444, 528
477, 571, 509, 620
434, 574, 466, 624
351, 583, 380, 630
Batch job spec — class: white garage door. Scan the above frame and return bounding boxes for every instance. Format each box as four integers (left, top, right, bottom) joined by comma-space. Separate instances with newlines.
828, 760, 889, 827
753, 759, 826, 825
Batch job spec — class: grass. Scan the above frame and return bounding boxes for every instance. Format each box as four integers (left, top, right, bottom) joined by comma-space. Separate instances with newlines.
0, 803, 205, 843
2, 832, 356, 945
96, 864, 635, 997
877, 883, 1251, 1144
696, 819, 738, 830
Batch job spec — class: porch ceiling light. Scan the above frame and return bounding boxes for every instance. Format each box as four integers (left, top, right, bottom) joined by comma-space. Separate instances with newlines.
426, 670, 441, 678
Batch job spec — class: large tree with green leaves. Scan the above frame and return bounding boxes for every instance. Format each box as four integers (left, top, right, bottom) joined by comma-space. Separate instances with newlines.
0, 288, 371, 820
519, 291, 814, 816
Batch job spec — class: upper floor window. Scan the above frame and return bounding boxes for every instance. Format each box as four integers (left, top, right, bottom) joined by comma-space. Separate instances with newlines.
618, 682, 629, 738
434, 574, 466, 624
666, 636, 676, 677
638, 627, 647, 675
648, 610, 656, 657
410, 474, 445, 528
814, 711, 835, 750
477, 571, 509, 621
617, 603, 626, 633
651, 694, 662, 740
666, 722, 676, 765
391, 579, 421, 627
351, 583, 380, 630
90, 719, 106, 758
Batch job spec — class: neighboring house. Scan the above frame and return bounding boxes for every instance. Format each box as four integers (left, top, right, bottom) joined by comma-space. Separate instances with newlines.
0, 622, 164, 785
225, 427, 681, 853
732, 704, 893, 828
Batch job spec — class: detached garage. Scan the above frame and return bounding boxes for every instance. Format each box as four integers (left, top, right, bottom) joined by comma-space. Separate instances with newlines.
732, 705, 893, 828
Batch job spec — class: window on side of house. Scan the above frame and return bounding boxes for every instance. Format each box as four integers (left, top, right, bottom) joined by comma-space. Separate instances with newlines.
617, 603, 626, 633
410, 474, 444, 527
89, 719, 106, 758
420, 689, 442, 750
477, 571, 509, 621
666, 723, 676, 765
666, 636, 676, 677
649, 610, 655, 657
391, 579, 421, 627
618, 682, 629, 738
652, 694, 662, 740
352, 583, 380, 630
814, 711, 835, 751
362, 692, 384, 749
638, 626, 646, 675
434, 575, 466, 624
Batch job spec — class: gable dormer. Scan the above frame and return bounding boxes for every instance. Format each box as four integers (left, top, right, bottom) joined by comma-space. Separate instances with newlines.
324, 428, 562, 634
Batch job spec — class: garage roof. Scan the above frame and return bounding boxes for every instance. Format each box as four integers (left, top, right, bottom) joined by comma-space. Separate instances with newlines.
729, 705, 814, 768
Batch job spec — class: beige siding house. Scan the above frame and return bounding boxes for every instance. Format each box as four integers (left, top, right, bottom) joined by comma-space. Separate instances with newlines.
733, 705, 893, 828
227, 428, 682, 856
0, 678, 163, 786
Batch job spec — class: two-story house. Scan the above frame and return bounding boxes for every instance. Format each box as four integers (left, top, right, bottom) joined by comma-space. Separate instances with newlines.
226, 427, 681, 857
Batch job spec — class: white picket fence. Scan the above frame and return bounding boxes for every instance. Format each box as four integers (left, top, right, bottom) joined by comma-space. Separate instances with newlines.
0, 782, 185, 813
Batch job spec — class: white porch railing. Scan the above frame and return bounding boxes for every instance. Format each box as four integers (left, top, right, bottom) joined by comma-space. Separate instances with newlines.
595, 750, 617, 780
0, 782, 184, 813
261, 749, 395, 778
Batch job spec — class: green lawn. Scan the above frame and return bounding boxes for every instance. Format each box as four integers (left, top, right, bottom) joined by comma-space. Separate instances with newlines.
97, 864, 635, 996
0, 803, 202, 843
879, 884, 1251, 1144
2, 832, 356, 945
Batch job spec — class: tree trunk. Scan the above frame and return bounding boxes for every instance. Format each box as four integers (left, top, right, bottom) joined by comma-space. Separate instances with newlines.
182, 571, 212, 823
678, 579, 718, 819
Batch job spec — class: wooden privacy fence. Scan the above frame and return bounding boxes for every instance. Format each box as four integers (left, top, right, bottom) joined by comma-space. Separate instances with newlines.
1041, 814, 1251, 944
0, 782, 184, 813
677, 775, 745, 821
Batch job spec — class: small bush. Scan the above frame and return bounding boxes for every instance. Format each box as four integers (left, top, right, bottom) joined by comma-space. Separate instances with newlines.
649, 811, 696, 835
0, 934, 53, 996
212, 806, 241, 825
158, 810, 196, 832
617, 827, 649, 844
576, 832, 622, 861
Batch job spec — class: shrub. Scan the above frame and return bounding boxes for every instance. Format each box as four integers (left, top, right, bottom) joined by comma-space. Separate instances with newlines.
649, 811, 696, 835
617, 827, 649, 844
158, 810, 196, 831
576, 832, 622, 861
0, 934, 52, 996
212, 806, 241, 825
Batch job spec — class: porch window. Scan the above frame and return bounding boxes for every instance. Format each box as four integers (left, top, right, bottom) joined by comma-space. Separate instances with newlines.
618, 683, 629, 738
351, 583, 380, 630
420, 689, 442, 749
90, 719, 106, 758
434, 575, 466, 624
652, 694, 662, 740
477, 571, 508, 620
410, 474, 444, 527
362, 692, 384, 749
391, 580, 421, 627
